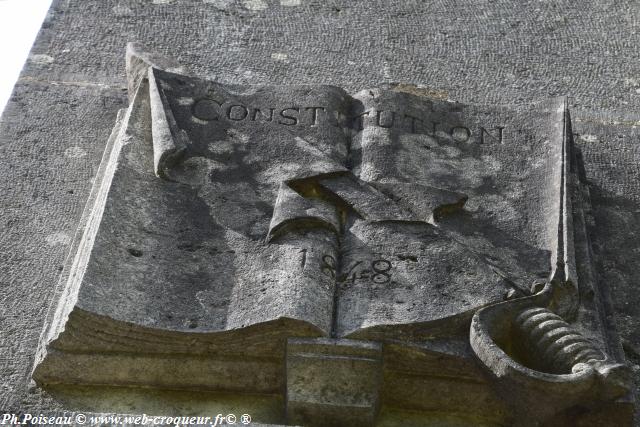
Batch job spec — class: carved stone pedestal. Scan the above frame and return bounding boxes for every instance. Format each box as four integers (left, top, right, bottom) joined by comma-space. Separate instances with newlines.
286, 338, 382, 427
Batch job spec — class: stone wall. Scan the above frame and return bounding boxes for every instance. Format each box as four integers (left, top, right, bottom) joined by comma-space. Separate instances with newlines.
1, 0, 639, 423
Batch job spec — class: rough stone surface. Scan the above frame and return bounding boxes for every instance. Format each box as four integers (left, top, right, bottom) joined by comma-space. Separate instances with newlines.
25, 58, 632, 424
1, 0, 640, 425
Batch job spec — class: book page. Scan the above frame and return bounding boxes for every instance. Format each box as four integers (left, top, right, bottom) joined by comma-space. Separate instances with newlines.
69, 72, 354, 343
336, 89, 567, 340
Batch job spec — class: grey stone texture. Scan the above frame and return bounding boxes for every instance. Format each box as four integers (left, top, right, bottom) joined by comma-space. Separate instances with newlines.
19, 55, 636, 423
1, 0, 640, 425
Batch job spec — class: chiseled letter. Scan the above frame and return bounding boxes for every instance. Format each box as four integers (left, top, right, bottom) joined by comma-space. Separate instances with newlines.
351, 110, 370, 131
227, 104, 249, 121
279, 107, 299, 126
305, 107, 325, 126
451, 126, 471, 142
250, 107, 275, 122
404, 114, 422, 133
479, 126, 505, 144
376, 110, 396, 128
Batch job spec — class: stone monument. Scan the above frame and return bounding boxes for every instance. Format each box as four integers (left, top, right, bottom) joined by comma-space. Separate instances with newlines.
27, 44, 633, 425
2, 1, 640, 426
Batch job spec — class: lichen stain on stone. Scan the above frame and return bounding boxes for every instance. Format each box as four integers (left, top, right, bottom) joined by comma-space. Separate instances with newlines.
243, 0, 268, 11
271, 52, 288, 61
177, 97, 194, 106
191, 116, 209, 125
580, 134, 600, 143
391, 83, 448, 100
203, 0, 234, 8
45, 232, 71, 247
112, 5, 134, 17
29, 54, 54, 65
64, 146, 87, 159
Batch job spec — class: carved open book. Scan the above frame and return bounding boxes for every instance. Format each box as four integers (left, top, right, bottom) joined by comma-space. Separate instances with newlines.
33, 45, 632, 425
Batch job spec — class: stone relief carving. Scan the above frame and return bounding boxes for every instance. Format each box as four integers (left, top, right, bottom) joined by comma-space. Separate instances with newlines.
31, 43, 633, 426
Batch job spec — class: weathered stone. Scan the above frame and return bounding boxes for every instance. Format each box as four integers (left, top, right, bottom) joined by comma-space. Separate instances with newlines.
2, 1, 640, 426
286, 338, 382, 427
25, 47, 633, 425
